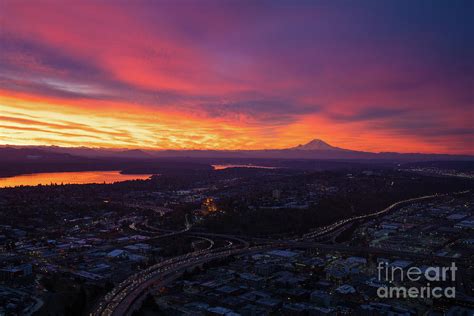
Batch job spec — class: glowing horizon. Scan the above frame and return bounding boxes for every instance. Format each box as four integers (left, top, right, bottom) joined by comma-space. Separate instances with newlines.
0, 1, 472, 154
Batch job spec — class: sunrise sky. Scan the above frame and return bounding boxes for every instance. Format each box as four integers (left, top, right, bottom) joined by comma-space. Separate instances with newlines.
0, 1, 472, 154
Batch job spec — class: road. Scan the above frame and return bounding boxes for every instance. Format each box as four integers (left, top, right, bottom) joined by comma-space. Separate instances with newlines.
91, 237, 257, 316
105, 246, 272, 316
90, 190, 470, 316
298, 192, 446, 240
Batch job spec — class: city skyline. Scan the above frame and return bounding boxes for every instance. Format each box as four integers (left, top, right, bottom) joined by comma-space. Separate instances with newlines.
1, 1, 473, 154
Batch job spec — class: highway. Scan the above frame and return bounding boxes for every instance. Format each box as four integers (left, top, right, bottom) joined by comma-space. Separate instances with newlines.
90, 190, 470, 316
105, 246, 272, 316
90, 238, 260, 316
298, 192, 445, 240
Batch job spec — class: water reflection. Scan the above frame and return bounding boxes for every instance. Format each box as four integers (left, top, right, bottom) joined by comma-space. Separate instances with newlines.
0, 171, 151, 187
212, 164, 277, 170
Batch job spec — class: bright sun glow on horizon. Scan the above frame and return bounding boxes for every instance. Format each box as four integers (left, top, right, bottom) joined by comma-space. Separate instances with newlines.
0, 1, 472, 154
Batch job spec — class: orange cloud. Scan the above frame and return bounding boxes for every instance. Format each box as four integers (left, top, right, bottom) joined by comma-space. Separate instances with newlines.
0, 1, 472, 154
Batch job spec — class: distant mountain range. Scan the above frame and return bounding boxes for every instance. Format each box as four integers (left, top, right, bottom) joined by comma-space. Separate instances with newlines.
1, 139, 473, 162
289, 139, 345, 151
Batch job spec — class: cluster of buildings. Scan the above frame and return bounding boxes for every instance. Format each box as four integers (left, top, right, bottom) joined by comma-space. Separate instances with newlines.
0, 180, 230, 314
153, 246, 473, 315
0, 168, 472, 315
356, 195, 474, 260
146, 194, 474, 315
0, 201, 166, 314
0, 285, 42, 315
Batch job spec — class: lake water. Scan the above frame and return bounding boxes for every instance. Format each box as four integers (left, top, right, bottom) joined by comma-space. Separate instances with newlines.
212, 164, 278, 170
0, 171, 152, 188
